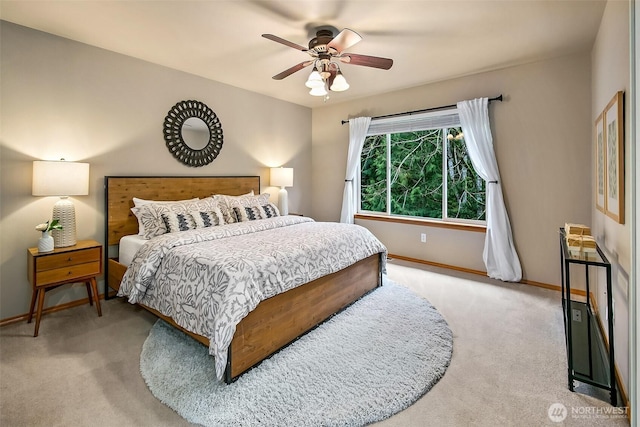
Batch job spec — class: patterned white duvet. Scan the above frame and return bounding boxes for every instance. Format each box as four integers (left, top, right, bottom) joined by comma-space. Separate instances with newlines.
117, 216, 387, 380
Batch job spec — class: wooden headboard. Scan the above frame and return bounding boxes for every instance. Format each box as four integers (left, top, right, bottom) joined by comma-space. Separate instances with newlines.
104, 176, 261, 246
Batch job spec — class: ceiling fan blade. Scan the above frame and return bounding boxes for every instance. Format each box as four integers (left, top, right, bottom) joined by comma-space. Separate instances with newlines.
272, 61, 313, 80
262, 34, 308, 51
327, 28, 362, 53
339, 53, 393, 70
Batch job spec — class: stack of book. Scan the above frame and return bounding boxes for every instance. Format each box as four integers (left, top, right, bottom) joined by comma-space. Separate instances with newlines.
564, 223, 596, 255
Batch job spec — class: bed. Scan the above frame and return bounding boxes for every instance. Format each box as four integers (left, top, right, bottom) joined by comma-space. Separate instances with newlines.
104, 176, 386, 383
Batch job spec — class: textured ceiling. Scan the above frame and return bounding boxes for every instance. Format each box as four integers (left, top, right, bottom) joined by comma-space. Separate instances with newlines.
1, 0, 606, 108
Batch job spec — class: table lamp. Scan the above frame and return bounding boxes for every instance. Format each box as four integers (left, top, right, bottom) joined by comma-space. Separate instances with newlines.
270, 167, 293, 215
32, 160, 90, 247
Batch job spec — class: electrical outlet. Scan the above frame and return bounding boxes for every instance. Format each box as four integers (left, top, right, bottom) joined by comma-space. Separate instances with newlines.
420, 233, 426, 243
572, 309, 582, 322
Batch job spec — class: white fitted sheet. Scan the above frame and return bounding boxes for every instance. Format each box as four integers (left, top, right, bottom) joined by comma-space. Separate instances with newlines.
119, 234, 147, 267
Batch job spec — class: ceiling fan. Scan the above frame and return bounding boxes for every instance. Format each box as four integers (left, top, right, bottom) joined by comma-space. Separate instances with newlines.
262, 27, 393, 97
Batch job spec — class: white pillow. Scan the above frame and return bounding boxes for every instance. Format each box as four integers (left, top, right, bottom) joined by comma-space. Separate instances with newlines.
212, 190, 254, 198
131, 197, 199, 235
211, 191, 254, 223
133, 197, 223, 239
133, 197, 198, 207
220, 193, 271, 223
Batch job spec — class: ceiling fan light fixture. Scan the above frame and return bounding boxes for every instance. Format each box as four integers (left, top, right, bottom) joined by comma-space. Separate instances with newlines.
263, 27, 393, 100
309, 85, 328, 97
330, 72, 350, 92
305, 70, 324, 88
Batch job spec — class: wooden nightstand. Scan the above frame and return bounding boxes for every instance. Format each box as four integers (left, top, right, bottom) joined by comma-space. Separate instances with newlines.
27, 240, 103, 337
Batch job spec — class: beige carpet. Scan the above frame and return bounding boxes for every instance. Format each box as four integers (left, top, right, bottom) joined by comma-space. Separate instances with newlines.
0, 260, 629, 426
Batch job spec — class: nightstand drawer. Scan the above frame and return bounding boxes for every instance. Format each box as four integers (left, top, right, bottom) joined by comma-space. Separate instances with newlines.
35, 261, 102, 286
36, 247, 101, 272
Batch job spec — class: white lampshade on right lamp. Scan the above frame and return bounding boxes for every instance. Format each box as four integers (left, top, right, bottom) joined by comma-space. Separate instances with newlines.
270, 167, 293, 215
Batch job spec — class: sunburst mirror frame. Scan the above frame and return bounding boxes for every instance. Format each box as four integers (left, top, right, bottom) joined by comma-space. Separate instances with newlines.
163, 100, 224, 167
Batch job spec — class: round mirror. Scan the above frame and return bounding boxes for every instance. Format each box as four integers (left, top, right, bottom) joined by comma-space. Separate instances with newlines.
181, 117, 210, 150
163, 100, 224, 167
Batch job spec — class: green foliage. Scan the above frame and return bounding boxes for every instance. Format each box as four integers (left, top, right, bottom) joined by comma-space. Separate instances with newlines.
389, 129, 442, 218
360, 134, 387, 213
47, 219, 63, 231
446, 128, 486, 221
360, 126, 485, 221
35, 219, 63, 232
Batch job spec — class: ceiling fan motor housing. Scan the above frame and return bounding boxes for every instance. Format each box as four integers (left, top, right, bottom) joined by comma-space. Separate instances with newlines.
308, 29, 335, 53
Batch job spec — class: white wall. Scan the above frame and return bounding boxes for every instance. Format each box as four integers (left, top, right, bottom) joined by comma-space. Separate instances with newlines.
632, 0, 639, 417
591, 0, 631, 400
0, 22, 311, 320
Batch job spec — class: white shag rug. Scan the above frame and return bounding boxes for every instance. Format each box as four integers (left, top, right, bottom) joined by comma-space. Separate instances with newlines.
140, 278, 453, 427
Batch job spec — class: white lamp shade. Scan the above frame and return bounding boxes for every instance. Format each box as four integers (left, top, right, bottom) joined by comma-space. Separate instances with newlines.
305, 70, 324, 88
330, 73, 350, 92
309, 86, 328, 97
270, 167, 294, 188
32, 161, 90, 196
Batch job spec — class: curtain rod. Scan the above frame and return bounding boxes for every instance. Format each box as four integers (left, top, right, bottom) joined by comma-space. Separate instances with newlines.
340, 94, 503, 125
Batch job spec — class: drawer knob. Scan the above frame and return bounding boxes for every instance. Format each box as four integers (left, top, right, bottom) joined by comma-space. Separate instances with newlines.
67, 257, 73, 261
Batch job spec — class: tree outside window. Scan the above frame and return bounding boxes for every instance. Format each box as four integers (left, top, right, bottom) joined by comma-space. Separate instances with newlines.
359, 126, 485, 222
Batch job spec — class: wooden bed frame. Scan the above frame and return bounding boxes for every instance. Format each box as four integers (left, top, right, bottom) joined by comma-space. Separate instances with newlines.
104, 176, 383, 383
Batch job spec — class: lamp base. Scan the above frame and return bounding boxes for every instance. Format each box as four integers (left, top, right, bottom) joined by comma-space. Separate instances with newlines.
278, 188, 289, 216
51, 197, 77, 247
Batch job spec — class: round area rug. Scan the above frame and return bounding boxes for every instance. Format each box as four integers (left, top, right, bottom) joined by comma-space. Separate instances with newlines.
140, 278, 453, 427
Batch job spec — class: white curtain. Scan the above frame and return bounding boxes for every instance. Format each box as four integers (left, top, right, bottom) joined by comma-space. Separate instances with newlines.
340, 117, 371, 223
457, 98, 522, 282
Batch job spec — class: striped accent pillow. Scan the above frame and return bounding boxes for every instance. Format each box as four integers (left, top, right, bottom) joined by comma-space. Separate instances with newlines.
221, 193, 271, 223
161, 212, 197, 233
232, 203, 281, 222
191, 209, 225, 228
232, 206, 265, 222
261, 203, 280, 218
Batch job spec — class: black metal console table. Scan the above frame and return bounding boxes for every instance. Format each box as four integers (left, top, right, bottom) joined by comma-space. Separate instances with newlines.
559, 228, 616, 406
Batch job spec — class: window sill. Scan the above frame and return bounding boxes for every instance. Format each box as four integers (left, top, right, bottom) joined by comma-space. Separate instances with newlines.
354, 213, 486, 233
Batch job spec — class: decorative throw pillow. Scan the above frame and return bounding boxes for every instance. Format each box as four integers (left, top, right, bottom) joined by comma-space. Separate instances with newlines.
191, 209, 225, 228
213, 190, 255, 224
232, 205, 266, 222
131, 198, 199, 235
221, 193, 271, 223
161, 212, 198, 233
136, 197, 223, 239
261, 203, 280, 218
231, 202, 281, 222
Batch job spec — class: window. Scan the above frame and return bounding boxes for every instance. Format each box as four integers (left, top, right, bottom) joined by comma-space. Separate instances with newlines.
358, 110, 486, 223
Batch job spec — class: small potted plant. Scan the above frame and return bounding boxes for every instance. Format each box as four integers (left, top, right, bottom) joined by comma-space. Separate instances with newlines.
35, 219, 62, 252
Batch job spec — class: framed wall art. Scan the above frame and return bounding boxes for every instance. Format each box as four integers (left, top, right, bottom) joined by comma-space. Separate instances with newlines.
595, 111, 606, 213
603, 91, 624, 224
